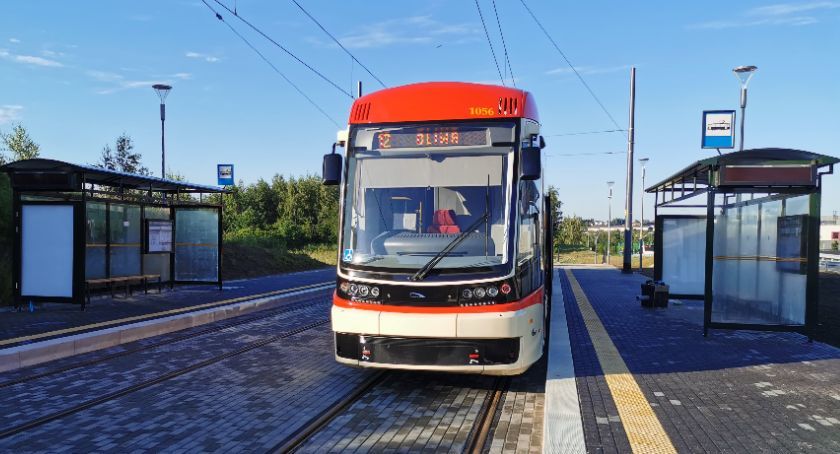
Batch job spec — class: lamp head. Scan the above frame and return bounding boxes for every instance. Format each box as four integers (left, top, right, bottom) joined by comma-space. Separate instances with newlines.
732, 65, 757, 88
153, 84, 173, 103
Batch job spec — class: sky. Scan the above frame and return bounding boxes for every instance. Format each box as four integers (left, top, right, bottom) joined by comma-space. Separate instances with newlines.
1, 0, 839, 220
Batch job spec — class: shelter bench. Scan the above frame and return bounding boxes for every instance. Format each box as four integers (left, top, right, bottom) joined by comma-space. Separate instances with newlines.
84, 274, 163, 305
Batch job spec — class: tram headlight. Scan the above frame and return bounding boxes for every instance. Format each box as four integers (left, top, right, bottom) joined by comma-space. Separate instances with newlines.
486, 286, 499, 297
473, 287, 486, 299
358, 285, 370, 297
340, 281, 350, 293
349, 283, 358, 295
370, 286, 380, 298
461, 288, 473, 300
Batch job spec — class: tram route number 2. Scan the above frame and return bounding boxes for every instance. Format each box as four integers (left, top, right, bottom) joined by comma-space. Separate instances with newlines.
377, 131, 461, 149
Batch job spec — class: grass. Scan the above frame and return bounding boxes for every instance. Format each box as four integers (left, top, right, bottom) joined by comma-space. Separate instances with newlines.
222, 239, 335, 280
557, 248, 654, 269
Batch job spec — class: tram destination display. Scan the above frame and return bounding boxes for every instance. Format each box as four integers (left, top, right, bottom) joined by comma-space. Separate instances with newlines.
373, 127, 487, 150
146, 219, 173, 253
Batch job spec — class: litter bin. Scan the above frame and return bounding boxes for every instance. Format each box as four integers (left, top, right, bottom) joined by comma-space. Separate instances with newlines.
640, 280, 655, 308
653, 282, 670, 308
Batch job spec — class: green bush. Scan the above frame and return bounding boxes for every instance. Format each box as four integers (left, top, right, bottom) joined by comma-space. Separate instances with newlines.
224, 227, 288, 250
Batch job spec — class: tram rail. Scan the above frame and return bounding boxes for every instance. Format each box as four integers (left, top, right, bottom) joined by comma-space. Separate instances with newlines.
0, 282, 334, 390
0, 290, 335, 440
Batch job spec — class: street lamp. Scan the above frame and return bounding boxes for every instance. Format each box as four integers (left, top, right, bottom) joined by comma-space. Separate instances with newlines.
638, 157, 649, 269
732, 65, 757, 151
606, 181, 615, 264
153, 84, 172, 178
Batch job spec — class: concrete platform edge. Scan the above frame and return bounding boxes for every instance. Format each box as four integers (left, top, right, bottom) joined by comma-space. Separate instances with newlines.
0, 285, 333, 374
543, 269, 586, 453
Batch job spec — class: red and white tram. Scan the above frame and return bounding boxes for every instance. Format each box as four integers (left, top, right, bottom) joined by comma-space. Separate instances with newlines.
322, 82, 551, 375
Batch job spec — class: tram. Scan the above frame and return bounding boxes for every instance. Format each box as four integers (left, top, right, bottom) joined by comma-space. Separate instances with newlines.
322, 82, 551, 375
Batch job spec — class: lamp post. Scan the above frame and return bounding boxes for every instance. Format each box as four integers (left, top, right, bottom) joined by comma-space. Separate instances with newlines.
638, 157, 649, 269
152, 84, 172, 178
732, 65, 757, 151
607, 181, 615, 264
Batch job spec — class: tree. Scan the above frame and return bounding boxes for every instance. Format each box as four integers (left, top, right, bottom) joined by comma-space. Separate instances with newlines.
0, 124, 40, 164
98, 133, 149, 175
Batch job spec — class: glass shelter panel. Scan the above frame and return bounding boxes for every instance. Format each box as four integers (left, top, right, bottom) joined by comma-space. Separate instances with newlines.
143, 206, 171, 281
109, 204, 141, 277
711, 193, 809, 325
85, 202, 107, 279
174, 208, 219, 282
661, 217, 706, 296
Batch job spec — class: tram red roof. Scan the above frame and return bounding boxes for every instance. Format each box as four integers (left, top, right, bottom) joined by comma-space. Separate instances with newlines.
348, 82, 539, 125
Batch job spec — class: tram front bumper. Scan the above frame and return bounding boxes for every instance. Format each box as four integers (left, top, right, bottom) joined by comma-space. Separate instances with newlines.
331, 303, 544, 375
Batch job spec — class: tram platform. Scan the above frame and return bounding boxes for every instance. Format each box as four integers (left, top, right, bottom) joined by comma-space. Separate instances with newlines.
0, 268, 334, 372
551, 265, 840, 453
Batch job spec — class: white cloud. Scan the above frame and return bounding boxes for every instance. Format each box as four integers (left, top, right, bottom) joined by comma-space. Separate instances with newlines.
96, 80, 169, 95
689, 1, 839, 29
0, 105, 23, 125
689, 15, 819, 29
9, 38, 20, 44
546, 65, 631, 76
0, 49, 63, 67
185, 51, 220, 62
87, 69, 175, 95
748, 1, 840, 16
338, 15, 477, 49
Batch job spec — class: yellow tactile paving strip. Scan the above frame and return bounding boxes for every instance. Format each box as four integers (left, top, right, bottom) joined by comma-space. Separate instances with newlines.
0, 282, 332, 348
565, 269, 676, 454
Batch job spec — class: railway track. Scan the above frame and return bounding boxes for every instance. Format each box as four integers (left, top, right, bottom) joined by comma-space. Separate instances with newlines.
0, 304, 333, 440
0, 282, 334, 390
271, 372, 511, 454
465, 376, 511, 454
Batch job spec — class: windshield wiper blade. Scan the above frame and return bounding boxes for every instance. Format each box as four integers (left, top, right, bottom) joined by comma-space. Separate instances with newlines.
410, 212, 489, 282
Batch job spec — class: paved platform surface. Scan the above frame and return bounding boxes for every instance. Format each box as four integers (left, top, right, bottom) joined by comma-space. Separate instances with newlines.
561, 266, 840, 453
0, 268, 334, 346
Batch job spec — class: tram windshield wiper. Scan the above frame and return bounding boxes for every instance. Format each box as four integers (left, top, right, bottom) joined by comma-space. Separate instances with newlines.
410, 211, 489, 282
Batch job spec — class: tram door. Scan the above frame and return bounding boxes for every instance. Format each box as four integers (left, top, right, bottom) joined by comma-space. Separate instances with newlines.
18, 203, 81, 302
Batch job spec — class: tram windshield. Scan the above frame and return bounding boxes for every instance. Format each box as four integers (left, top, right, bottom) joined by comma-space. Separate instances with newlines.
341, 127, 513, 271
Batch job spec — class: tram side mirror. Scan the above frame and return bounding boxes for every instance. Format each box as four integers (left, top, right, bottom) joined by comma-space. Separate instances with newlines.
322, 150, 343, 186
520, 146, 541, 180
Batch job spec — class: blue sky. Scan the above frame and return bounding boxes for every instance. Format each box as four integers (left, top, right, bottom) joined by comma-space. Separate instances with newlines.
1, 0, 839, 219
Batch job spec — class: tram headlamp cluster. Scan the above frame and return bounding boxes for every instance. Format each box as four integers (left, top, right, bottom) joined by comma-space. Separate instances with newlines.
460, 285, 501, 300
342, 281, 380, 299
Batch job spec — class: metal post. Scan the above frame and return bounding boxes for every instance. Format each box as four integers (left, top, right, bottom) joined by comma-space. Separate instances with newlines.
160, 103, 166, 178
739, 87, 746, 151
622, 67, 636, 273
607, 185, 613, 265
357, 81, 363, 98
639, 166, 645, 269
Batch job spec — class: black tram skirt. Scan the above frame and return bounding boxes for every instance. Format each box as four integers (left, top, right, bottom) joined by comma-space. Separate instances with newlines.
335, 333, 520, 366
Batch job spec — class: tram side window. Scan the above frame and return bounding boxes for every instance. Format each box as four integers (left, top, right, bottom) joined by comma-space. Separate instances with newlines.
518, 180, 540, 261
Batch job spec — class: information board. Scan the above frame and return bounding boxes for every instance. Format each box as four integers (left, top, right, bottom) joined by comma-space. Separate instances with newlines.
701, 110, 736, 149
146, 219, 173, 253
777, 215, 808, 274
217, 164, 234, 186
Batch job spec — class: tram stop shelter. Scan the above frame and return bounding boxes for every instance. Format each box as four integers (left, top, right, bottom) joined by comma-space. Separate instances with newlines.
1, 158, 226, 309
646, 148, 838, 337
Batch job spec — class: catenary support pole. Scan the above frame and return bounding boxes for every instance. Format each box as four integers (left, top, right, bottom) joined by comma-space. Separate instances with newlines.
622, 67, 636, 273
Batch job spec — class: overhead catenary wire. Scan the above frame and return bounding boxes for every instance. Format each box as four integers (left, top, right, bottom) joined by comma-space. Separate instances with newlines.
547, 151, 624, 157
519, 0, 624, 135
289, 0, 387, 89
490, 0, 515, 86
546, 129, 627, 137
474, 0, 505, 86
211, 0, 353, 99
200, 0, 341, 127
